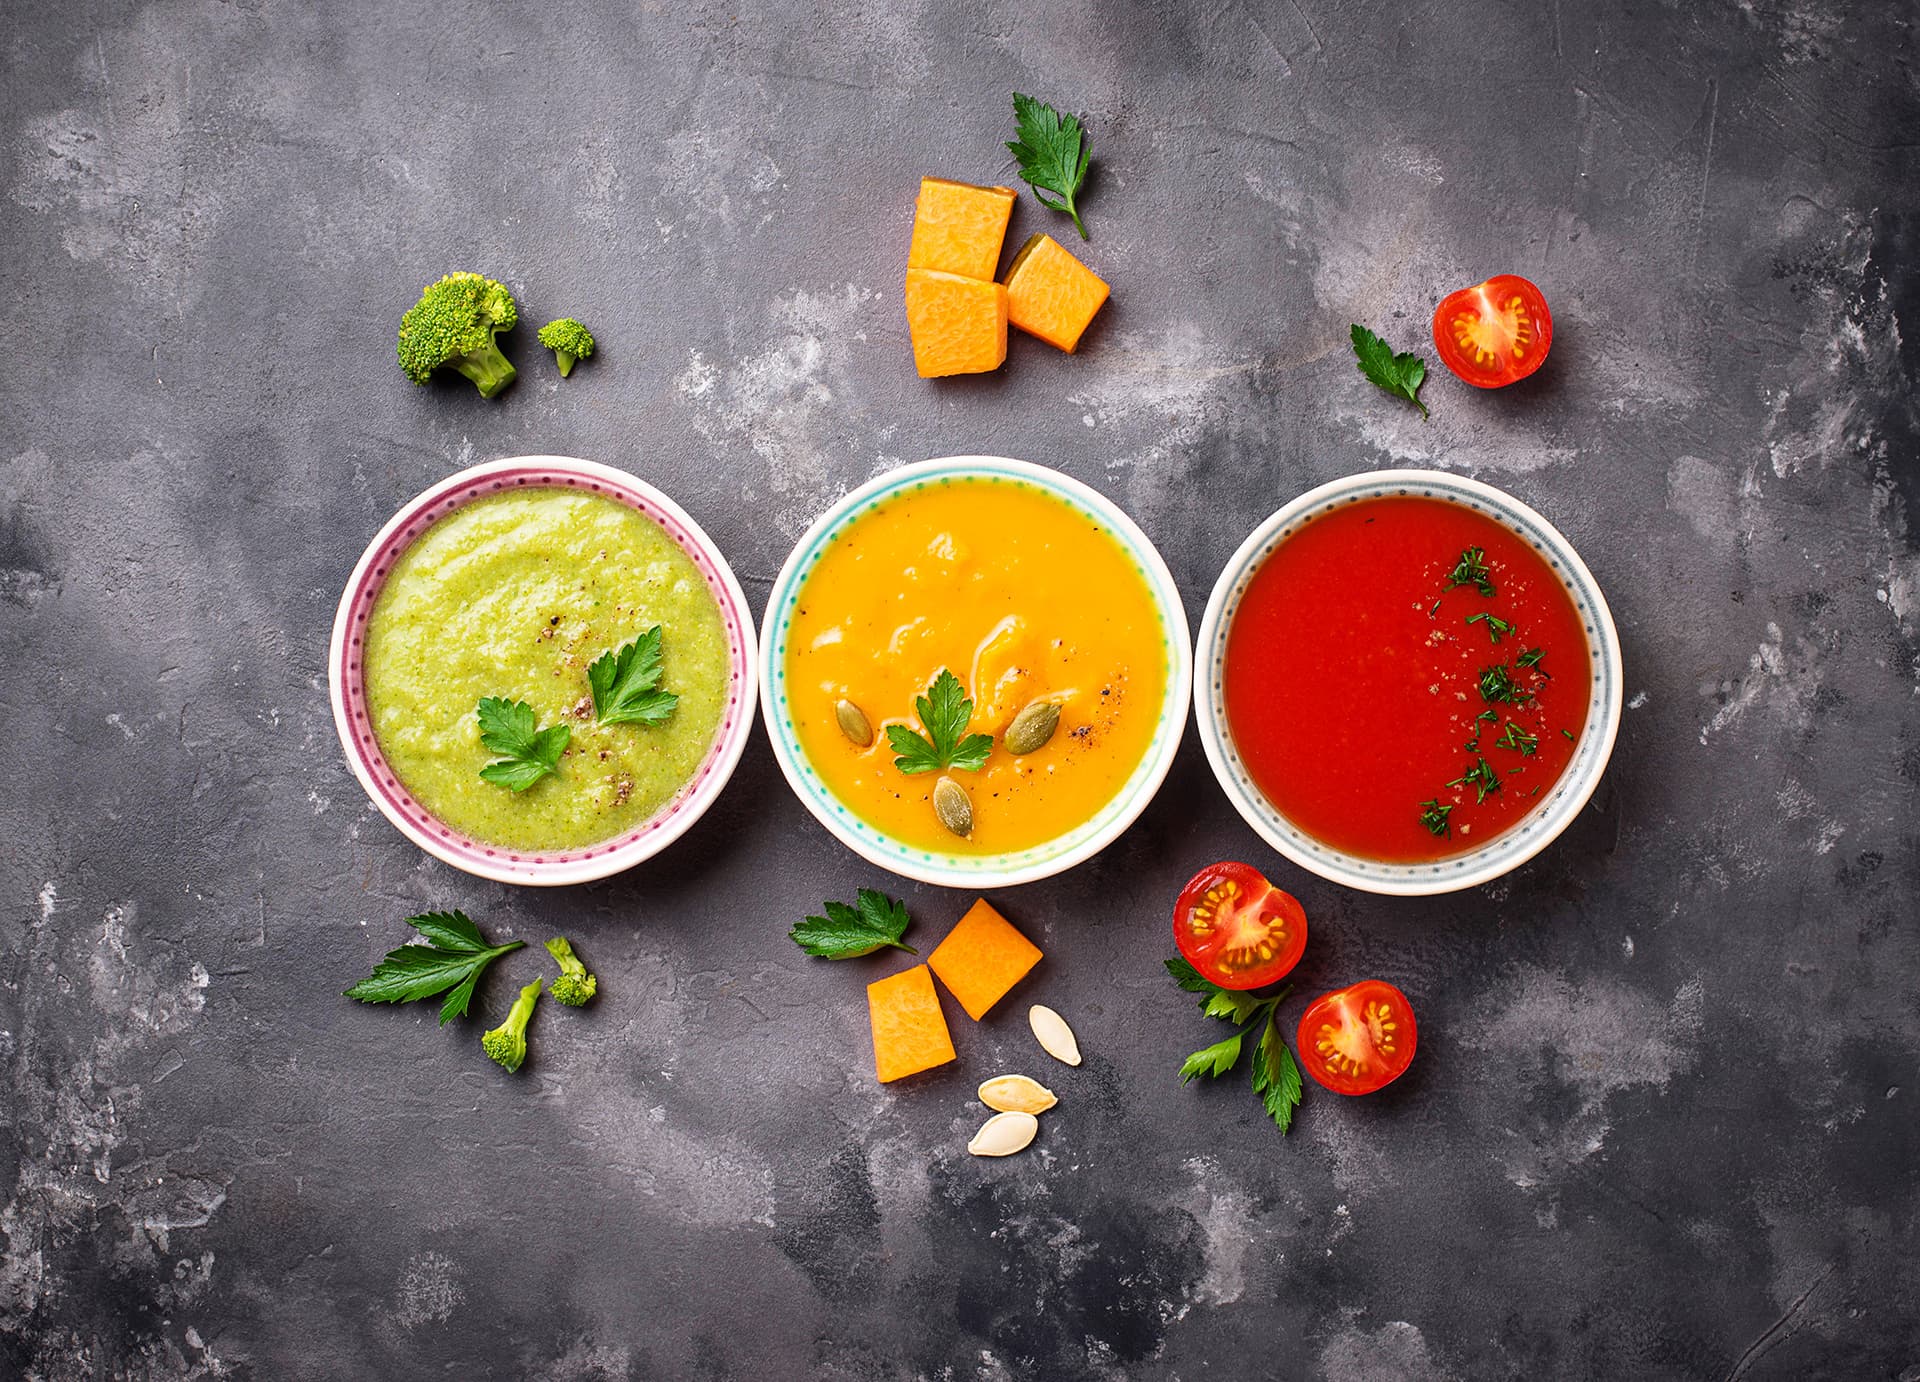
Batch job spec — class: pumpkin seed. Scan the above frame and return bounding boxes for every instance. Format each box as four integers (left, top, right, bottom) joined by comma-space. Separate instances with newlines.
966, 1110, 1039, 1157
834, 698, 872, 747
1028, 1005, 1082, 1066
1002, 701, 1061, 756
933, 775, 973, 838
978, 1074, 1058, 1115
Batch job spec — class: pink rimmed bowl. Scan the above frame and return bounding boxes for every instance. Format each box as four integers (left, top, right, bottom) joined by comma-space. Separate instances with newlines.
327, 455, 758, 886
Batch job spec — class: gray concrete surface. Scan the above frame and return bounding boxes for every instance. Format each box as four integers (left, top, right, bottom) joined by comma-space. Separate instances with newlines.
3, 1, 1917, 1378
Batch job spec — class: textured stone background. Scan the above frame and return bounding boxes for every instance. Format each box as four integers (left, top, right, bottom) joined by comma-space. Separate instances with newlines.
3, 1, 1917, 1378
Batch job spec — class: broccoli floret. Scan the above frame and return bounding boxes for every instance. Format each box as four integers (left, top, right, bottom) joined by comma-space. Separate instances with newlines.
544, 936, 598, 1006
397, 272, 519, 398
537, 318, 595, 377
481, 977, 543, 1072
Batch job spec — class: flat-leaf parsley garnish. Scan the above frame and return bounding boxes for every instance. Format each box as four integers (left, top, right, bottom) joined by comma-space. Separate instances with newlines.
789, 889, 917, 960
1165, 957, 1302, 1133
1008, 93, 1092, 240
476, 697, 570, 790
1350, 324, 1429, 419
344, 910, 525, 1025
887, 669, 994, 776
588, 626, 679, 726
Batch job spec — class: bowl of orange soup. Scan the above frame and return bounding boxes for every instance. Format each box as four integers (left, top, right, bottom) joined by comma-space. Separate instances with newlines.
761, 457, 1192, 888
1195, 469, 1622, 896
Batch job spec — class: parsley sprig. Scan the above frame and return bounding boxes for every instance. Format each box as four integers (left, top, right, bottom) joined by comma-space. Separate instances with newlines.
477, 697, 570, 790
789, 889, 916, 960
1008, 93, 1092, 240
588, 626, 679, 726
344, 911, 525, 1025
1166, 958, 1303, 1133
1350, 324, 1429, 419
887, 669, 994, 776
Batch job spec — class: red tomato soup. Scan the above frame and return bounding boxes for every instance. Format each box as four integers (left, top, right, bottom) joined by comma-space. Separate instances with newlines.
1223, 496, 1590, 863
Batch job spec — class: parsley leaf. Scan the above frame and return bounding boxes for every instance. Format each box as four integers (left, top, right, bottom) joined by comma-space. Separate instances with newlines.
1165, 957, 1302, 1132
1350, 324, 1429, 419
344, 910, 525, 1025
1179, 1032, 1245, 1083
886, 669, 994, 776
789, 888, 917, 959
588, 626, 679, 726
1251, 1008, 1304, 1133
476, 697, 570, 790
1008, 92, 1092, 240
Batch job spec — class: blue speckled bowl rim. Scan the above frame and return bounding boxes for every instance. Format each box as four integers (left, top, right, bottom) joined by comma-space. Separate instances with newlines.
1194, 468, 1623, 897
759, 456, 1193, 889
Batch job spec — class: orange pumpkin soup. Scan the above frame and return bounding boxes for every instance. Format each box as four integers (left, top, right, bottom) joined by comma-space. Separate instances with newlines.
785, 477, 1167, 853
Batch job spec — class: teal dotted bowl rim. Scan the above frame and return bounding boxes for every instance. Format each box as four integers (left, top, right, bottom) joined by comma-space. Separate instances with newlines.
759, 456, 1193, 889
1194, 468, 1624, 897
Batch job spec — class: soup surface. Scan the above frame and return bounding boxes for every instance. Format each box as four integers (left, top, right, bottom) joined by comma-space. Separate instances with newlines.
1223, 496, 1590, 862
364, 489, 729, 850
785, 476, 1168, 854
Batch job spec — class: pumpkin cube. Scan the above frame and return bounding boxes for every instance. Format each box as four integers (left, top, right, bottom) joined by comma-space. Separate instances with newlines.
927, 898, 1043, 1021
1004, 234, 1110, 353
908, 177, 1017, 282
867, 964, 957, 1083
905, 269, 1008, 378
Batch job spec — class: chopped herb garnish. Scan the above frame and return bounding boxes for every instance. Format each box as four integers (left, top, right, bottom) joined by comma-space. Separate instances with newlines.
1466, 611, 1515, 644
476, 697, 570, 790
1478, 663, 1535, 706
886, 669, 994, 776
1418, 799, 1453, 837
1445, 547, 1495, 597
1477, 708, 1500, 723
1561, 728, 1575, 742
1447, 755, 1502, 804
1516, 646, 1547, 670
1496, 721, 1538, 756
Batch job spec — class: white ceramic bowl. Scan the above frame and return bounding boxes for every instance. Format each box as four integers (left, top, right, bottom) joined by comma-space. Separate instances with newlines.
1194, 468, 1623, 896
328, 456, 758, 886
759, 456, 1193, 889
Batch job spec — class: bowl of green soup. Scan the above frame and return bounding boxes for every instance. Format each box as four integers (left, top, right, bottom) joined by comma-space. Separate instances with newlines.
329, 456, 757, 885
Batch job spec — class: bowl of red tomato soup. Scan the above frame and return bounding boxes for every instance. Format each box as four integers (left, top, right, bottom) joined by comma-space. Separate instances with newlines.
1195, 470, 1622, 896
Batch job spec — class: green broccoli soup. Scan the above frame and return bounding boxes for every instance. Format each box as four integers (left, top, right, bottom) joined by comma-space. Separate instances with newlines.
363, 489, 729, 851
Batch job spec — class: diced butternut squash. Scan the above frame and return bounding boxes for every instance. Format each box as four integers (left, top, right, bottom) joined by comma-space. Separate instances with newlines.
867, 964, 957, 1083
908, 177, 1017, 282
927, 898, 1044, 1021
1004, 233, 1110, 353
905, 269, 1008, 378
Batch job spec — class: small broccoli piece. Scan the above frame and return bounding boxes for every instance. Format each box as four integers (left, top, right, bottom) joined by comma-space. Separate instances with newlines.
537, 318, 595, 377
397, 272, 519, 398
481, 977, 543, 1072
544, 936, 598, 1006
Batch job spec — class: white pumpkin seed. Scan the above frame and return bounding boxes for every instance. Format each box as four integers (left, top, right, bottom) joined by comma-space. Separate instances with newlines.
834, 698, 873, 747
1029, 1005, 1082, 1067
933, 775, 973, 838
978, 1074, 1059, 1115
966, 1110, 1039, 1157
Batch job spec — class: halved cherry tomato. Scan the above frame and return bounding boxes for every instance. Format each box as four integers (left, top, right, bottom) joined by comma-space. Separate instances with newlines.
1431, 274, 1552, 388
1297, 980, 1417, 1095
1172, 862, 1307, 991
